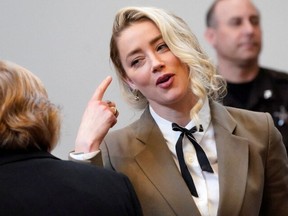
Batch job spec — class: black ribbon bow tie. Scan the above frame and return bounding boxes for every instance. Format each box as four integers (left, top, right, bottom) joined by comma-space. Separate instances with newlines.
172, 122, 214, 197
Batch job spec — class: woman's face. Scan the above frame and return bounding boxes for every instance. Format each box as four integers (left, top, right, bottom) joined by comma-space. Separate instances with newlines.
117, 20, 191, 109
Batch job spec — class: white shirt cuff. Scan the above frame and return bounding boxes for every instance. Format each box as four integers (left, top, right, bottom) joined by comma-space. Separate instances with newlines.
69, 150, 100, 160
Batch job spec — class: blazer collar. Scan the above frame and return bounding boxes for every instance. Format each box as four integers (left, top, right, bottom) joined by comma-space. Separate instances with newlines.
210, 101, 249, 216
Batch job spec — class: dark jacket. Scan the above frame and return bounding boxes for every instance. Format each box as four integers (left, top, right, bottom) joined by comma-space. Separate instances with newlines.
223, 67, 288, 154
0, 150, 142, 216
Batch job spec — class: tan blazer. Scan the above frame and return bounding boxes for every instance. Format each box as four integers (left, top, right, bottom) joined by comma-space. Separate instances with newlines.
92, 101, 288, 216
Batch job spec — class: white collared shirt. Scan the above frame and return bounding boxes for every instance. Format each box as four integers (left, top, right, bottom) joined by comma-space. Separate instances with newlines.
150, 98, 219, 216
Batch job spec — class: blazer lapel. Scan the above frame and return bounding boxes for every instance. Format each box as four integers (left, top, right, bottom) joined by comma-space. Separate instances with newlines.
134, 108, 202, 216
210, 101, 249, 216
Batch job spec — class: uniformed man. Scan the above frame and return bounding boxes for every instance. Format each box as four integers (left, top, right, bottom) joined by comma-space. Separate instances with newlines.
204, 0, 288, 154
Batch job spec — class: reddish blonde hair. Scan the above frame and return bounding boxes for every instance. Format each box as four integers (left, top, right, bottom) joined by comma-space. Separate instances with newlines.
0, 60, 61, 152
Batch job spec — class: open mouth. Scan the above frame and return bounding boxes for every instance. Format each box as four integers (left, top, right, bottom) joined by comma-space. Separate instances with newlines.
156, 74, 174, 85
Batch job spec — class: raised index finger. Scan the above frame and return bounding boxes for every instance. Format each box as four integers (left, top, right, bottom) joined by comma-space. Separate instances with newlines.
91, 76, 112, 101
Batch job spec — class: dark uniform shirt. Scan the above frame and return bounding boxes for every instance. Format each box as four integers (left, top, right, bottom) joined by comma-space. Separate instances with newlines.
222, 67, 288, 155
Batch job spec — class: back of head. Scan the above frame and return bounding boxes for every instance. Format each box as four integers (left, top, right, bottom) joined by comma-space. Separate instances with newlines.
0, 60, 60, 152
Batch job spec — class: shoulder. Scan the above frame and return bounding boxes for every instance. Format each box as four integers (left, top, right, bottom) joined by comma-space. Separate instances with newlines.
225, 106, 282, 145
102, 108, 155, 156
211, 100, 272, 125
226, 105, 271, 120
212, 102, 284, 154
260, 67, 288, 82
104, 119, 146, 154
47, 157, 128, 181
56, 159, 138, 191
211, 101, 275, 136
59, 159, 123, 175
106, 122, 139, 142
226, 105, 275, 130
107, 107, 153, 139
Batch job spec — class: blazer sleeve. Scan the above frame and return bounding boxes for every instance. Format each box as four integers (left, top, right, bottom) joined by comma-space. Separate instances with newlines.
260, 113, 288, 215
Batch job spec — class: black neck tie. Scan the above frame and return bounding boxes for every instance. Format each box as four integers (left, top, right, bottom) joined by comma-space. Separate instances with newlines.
172, 123, 213, 197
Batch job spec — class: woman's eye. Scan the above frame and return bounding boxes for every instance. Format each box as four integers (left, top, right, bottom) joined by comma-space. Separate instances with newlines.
131, 59, 139, 67
157, 43, 169, 52
131, 58, 142, 68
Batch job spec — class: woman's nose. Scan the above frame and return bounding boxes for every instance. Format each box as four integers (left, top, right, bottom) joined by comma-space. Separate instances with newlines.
151, 54, 165, 73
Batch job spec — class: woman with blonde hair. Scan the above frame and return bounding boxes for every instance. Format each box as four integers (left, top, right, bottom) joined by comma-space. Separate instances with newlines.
73, 6, 288, 216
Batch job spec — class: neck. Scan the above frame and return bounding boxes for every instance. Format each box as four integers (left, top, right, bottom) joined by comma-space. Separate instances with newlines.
149, 91, 199, 127
217, 58, 260, 83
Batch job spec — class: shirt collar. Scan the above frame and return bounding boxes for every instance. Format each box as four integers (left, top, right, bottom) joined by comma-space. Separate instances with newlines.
149, 97, 211, 134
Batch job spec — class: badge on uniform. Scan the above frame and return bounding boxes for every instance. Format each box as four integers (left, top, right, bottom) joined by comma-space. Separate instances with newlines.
274, 106, 288, 126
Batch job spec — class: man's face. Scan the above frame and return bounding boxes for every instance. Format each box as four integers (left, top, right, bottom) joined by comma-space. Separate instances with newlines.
208, 0, 262, 66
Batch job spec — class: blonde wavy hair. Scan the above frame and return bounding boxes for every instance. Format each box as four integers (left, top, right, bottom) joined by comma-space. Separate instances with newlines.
110, 6, 226, 120
0, 60, 61, 152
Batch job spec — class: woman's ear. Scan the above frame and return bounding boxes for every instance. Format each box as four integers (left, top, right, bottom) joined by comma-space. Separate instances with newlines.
124, 77, 137, 90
